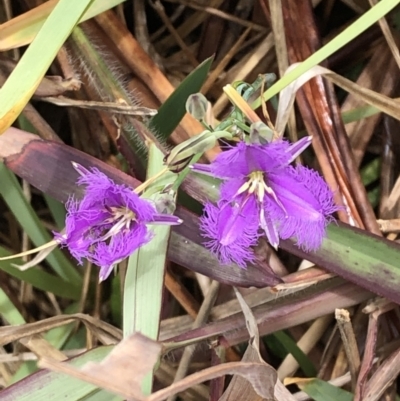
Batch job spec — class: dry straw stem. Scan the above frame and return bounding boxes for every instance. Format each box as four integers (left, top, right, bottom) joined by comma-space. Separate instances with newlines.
223, 84, 261, 123
268, 0, 297, 143
369, 0, 400, 70
335, 309, 361, 391
277, 315, 332, 380
377, 218, 400, 233
167, 280, 220, 401
151, 0, 199, 68
164, 270, 200, 319
95, 10, 207, 146
340, 43, 398, 167
202, 27, 251, 94
0, 314, 122, 347
156, 0, 225, 49
354, 312, 379, 401
363, 348, 400, 401
165, 0, 267, 32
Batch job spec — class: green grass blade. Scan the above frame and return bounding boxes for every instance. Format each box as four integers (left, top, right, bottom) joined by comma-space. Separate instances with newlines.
0, 164, 81, 285
124, 145, 176, 394
0, 0, 126, 51
149, 57, 213, 139
0, 248, 80, 300
0, 0, 95, 133
272, 331, 317, 377
0, 287, 26, 325
252, 0, 400, 108
297, 378, 353, 401
44, 195, 67, 230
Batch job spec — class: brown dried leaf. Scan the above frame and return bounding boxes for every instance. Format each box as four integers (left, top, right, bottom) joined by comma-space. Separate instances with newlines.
39, 333, 160, 401
218, 289, 277, 401
39, 333, 278, 401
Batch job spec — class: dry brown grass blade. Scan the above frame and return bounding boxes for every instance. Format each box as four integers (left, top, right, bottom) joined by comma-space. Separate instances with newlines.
94, 10, 214, 153
369, 0, 400, 70
335, 309, 360, 390
340, 43, 398, 167
0, 313, 122, 347
277, 315, 332, 380
363, 347, 400, 401
167, 280, 220, 401
354, 311, 378, 400
0, 55, 81, 96
279, 0, 379, 234
164, 270, 200, 319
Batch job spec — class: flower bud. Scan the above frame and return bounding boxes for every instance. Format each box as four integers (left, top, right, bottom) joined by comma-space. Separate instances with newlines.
154, 189, 177, 214
250, 121, 274, 144
164, 130, 231, 173
185, 93, 208, 120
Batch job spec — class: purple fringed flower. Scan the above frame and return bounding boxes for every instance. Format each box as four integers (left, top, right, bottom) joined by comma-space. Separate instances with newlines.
55, 163, 181, 281
195, 137, 338, 267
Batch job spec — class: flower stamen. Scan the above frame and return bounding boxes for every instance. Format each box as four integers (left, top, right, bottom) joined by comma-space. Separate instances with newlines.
97, 206, 137, 242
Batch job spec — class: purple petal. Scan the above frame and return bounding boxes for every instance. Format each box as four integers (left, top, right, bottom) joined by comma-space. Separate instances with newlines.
286, 136, 312, 163
259, 208, 279, 249
190, 163, 213, 175
150, 214, 183, 225
200, 199, 260, 267
266, 165, 338, 251
210, 140, 293, 179
94, 223, 153, 281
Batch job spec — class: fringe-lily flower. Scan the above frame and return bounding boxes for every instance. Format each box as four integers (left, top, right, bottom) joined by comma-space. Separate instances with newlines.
195, 137, 338, 267
55, 164, 181, 281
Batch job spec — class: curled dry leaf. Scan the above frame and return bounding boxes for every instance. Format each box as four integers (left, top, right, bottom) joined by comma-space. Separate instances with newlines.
275, 64, 400, 137
40, 333, 161, 401
39, 333, 279, 401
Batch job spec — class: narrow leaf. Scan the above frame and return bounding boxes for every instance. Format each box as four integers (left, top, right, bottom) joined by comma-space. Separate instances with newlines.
0, 0, 94, 133
149, 57, 213, 139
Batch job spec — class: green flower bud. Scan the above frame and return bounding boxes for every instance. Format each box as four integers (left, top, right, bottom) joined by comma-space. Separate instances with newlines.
164, 130, 232, 173
250, 121, 274, 144
154, 190, 177, 214
185, 93, 209, 120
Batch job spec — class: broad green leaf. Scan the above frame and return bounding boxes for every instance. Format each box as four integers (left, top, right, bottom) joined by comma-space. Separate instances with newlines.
282, 222, 400, 305
295, 378, 353, 401
149, 57, 213, 139
0, 0, 126, 51
0, 164, 81, 285
252, 0, 400, 108
0, 0, 95, 133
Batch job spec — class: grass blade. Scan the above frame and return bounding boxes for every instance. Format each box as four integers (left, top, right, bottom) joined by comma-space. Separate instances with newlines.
0, 0, 95, 133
